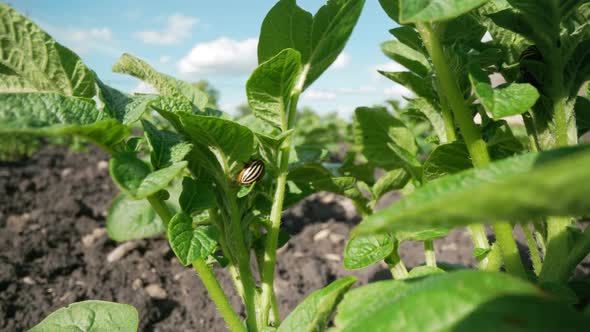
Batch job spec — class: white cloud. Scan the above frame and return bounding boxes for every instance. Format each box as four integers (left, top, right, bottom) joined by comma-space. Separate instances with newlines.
159, 55, 172, 64
133, 82, 158, 94
332, 52, 351, 69
135, 14, 198, 45
177, 37, 258, 77
302, 85, 378, 101
372, 62, 406, 79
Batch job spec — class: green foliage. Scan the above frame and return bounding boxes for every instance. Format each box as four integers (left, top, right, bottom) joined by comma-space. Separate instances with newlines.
277, 276, 356, 332
332, 270, 589, 331
168, 213, 219, 266
343, 235, 394, 270
107, 193, 166, 242
28, 300, 138, 332
399, 0, 490, 23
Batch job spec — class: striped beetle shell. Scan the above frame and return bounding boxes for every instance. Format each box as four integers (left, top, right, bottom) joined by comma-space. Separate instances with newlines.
237, 160, 265, 185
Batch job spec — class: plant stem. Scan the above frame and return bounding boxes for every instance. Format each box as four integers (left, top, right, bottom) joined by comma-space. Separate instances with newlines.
193, 259, 247, 332
147, 195, 173, 227
522, 223, 543, 276
553, 225, 590, 282
259, 65, 308, 328
468, 224, 492, 270
540, 216, 573, 282
424, 240, 437, 268
385, 240, 408, 279
147, 196, 246, 332
417, 22, 530, 277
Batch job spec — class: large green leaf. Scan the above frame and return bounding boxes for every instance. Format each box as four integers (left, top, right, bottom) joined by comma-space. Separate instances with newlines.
381, 41, 431, 77
0, 5, 96, 97
168, 213, 218, 266
354, 107, 417, 170
142, 119, 192, 169
379, 0, 402, 24
399, 0, 491, 23
332, 270, 589, 331
110, 152, 187, 200
179, 176, 216, 214
469, 65, 539, 119
343, 235, 394, 270
112, 53, 207, 109
0, 93, 129, 150
178, 112, 254, 168
278, 276, 356, 332
28, 300, 138, 332
422, 141, 472, 182
247, 49, 302, 130
372, 169, 410, 201
107, 193, 166, 242
98, 80, 157, 125
258, 0, 313, 64
379, 71, 436, 101
353, 145, 590, 235
257, 0, 365, 89
406, 98, 447, 143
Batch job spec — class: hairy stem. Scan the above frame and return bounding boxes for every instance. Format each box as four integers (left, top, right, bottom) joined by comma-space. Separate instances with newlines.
148, 197, 245, 332
553, 225, 590, 282
522, 223, 543, 276
385, 240, 408, 279
260, 65, 308, 328
540, 216, 573, 282
469, 224, 492, 270
193, 259, 247, 332
493, 222, 528, 279
424, 240, 437, 268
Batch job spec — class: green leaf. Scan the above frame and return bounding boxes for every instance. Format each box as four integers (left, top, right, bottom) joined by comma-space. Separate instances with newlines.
406, 98, 447, 143
0, 5, 96, 98
379, 71, 436, 101
142, 119, 192, 169
0, 93, 130, 150
469, 65, 539, 119
254, 130, 293, 175
112, 53, 207, 109
110, 152, 187, 200
389, 27, 424, 52
381, 41, 431, 77
353, 145, 590, 235
379, 0, 401, 23
575, 96, 590, 137
407, 265, 445, 278
98, 80, 157, 125
395, 228, 450, 241
247, 48, 302, 130
107, 193, 166, 242
423, 141, 472, 182
399, 0, 491, 23
372, 169, 411, 201
354, 107, 417, 170
344, 235, 394, 270
278, 276, 356, 332
178, 112, 254, 168
28, 300, 138, 332
179, 176, 216, 214
258, 0, 313, 64
333, 270, 589, 331
257, 0, 365, 89
168, 213, 218, 266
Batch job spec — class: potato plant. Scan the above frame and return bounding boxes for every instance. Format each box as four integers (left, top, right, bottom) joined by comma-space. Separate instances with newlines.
1, 0, 590, 331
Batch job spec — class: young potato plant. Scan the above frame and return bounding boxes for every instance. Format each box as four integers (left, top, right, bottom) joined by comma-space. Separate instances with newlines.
0, 1, 371, 331
3, 0, 590, 331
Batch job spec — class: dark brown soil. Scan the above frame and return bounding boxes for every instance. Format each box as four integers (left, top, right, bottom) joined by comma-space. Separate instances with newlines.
0, 146, 587, 331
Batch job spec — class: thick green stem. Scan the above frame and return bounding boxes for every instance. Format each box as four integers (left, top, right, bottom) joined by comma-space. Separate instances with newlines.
522, 223, 543, 276
540, 216, 573, 282
148, 197, 245, 332
469, 224, 492, 270
147, 195, 173, 227
424, 240, 437, 268
385, 241, 408, 279
259, 66, 307, 328
493, 222, 528, 279
193, 259, 247, 332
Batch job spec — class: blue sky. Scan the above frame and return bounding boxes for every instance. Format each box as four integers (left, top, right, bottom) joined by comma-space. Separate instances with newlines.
9, 0, 408, 118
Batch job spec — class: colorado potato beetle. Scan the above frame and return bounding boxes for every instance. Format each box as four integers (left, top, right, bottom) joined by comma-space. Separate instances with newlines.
237, 160, 264, 185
